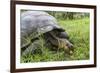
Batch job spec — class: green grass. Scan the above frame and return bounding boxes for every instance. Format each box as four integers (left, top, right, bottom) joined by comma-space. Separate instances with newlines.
21, 17, 90, 63
58, 17, 90, 60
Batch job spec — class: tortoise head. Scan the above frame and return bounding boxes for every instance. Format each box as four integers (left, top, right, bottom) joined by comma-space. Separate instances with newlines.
46, 30, 73, 53
57, 38, 73, 54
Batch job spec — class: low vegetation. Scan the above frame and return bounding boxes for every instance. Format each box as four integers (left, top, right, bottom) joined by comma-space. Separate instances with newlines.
21, 12, 90, 63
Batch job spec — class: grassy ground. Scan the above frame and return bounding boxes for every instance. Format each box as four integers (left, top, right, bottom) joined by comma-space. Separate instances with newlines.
21, 17, 90, 63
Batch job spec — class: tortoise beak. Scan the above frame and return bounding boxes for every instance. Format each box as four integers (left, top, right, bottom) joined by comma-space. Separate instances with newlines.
65, 39, 73, 49
65, 41, 74, 54
67, 43, 73, 49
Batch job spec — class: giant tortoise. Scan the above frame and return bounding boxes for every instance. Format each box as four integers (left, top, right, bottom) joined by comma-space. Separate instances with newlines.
21, 11, 73, 56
